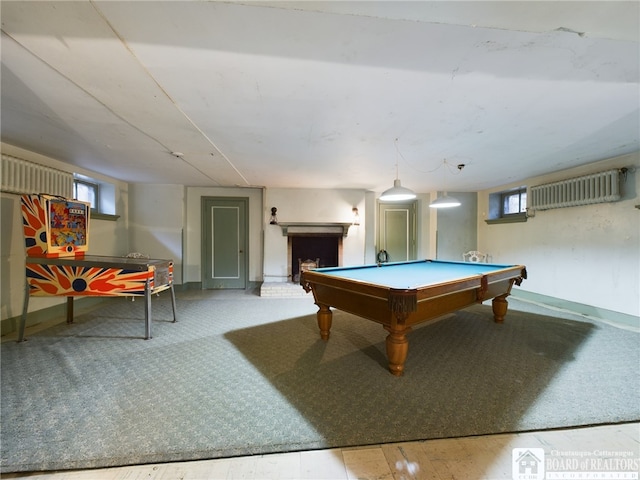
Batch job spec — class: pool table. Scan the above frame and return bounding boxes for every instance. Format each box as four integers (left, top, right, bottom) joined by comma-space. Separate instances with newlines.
301, 259, 527, 376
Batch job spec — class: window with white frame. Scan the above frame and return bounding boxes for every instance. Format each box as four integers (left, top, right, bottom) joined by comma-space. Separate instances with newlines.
486, 186, 528, 224
73, 173, 118, 219
501, 188, 527, 216
73, 178, 99, 209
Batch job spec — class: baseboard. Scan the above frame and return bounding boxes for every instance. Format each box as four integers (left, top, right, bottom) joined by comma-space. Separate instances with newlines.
511, 290, 640, 330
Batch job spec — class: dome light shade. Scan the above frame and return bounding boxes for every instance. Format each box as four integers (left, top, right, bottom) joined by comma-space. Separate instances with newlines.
379, 179, 416, 201
429, 193, 461, 208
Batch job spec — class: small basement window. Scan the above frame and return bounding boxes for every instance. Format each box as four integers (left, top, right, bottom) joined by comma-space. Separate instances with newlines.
73, 178, 98, 209
73, 174, 119, 220
486, 187, 527, 224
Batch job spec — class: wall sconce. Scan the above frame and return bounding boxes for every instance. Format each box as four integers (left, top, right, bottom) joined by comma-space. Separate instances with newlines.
352, 207, 360, 226
269, 207, 278, 225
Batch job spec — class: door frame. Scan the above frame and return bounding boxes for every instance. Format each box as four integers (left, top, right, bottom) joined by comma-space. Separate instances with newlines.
201, 196, 249, 289
377, 200, 417, 262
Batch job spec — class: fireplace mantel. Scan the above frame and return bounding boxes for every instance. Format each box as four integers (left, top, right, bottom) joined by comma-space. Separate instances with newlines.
278, 222, 353, 237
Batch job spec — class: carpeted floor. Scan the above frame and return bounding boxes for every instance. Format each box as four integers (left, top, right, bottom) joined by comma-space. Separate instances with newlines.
1, 289, 638, 473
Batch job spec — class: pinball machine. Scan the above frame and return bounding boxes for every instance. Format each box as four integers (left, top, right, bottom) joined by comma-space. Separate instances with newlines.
18, 194, 177, 341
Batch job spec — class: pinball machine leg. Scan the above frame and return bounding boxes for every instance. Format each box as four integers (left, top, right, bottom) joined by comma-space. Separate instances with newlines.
18, 281, 29, 342
144, 281, 152, 340
170, 284, 178, 323
66, 297, 74, 324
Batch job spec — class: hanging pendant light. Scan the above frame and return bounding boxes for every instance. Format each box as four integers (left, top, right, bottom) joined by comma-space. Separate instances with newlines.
380, 139, 416, 202
429, 159, 461, 208
380, 179, 416, 201
429, 193, 461, 208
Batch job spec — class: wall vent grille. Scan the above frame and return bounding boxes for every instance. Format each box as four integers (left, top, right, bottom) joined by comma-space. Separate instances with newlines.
1, 154, 73, 197
530, 169, 621, 211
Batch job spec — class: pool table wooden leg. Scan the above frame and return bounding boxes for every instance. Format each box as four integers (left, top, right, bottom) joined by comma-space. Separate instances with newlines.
492, 294, 509, 323
316, 304, 332, 340
384, 324, 410, 376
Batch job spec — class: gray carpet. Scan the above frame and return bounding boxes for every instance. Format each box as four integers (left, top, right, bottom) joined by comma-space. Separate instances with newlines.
1, 289, 638, 473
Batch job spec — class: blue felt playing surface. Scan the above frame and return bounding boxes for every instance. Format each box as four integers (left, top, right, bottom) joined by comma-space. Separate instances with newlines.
312, 260, 514, 290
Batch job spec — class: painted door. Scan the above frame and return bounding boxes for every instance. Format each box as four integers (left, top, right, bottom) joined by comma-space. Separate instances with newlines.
377, 201, 416, 263
202, 197, 247, 289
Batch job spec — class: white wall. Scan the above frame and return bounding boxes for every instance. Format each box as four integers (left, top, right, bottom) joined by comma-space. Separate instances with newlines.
435, 192, 478, 261
129, 184, 184, 284
263, 188, 367, 282
478, 153, 640, 317
0, 143, 129, 322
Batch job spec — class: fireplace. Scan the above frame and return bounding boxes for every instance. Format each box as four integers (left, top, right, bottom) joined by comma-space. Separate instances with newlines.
274, 222, 351, 283
289, 235, 341, 282
261, 222, 351, 297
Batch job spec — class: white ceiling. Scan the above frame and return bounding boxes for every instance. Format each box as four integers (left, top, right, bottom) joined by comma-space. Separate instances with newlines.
1, 1, 638, 193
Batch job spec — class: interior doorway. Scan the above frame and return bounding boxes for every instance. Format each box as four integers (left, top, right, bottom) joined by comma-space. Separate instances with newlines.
377, 201, 417, 262
201, 197, 248, 289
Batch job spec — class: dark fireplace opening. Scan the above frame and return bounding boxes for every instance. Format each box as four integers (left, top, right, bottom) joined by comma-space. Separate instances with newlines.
290, 235, 339, 282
